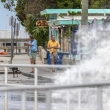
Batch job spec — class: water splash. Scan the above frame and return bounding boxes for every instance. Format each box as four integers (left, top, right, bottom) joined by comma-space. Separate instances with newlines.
52, 21, 110, 110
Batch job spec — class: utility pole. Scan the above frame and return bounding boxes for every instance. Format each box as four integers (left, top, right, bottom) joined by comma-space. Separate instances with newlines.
81, 0, 88, 32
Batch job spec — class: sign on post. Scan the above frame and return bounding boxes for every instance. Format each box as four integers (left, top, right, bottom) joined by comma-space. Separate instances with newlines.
36, 20, 48, 27
9, 16, 13, 26
15, 23, 20, 36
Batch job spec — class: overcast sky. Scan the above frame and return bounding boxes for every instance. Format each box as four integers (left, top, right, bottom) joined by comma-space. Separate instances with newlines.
0, 2, 24, 30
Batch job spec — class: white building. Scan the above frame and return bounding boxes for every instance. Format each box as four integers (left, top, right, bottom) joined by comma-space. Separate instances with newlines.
0, 30, 29, 53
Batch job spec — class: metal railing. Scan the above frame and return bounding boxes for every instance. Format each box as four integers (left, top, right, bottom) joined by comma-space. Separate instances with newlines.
0, 64, 109, 110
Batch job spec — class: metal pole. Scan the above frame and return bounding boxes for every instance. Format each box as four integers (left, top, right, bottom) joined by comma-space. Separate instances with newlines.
22, 91, 26, 110
67, 69, 70, 110
97, 86, 103, 110
62, 28, 64, 52
13, 19, 16, 55
16, 37, 17, 55
49, 26, 51, 40
46, 91, 51, 110
67, 90, 70, 110
4, 67, 8, 84
4, 67, 8, 110
34, 68, 38, 110
78, 90, 81, 110
15, 23, 20, 55
78, 64, 81, 110
10, 25, 13, 64
61, 28, 63, 51
70, 17, 74, 60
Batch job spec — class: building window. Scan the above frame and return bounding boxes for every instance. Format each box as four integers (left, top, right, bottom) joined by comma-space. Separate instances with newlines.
3, 43, 17, 46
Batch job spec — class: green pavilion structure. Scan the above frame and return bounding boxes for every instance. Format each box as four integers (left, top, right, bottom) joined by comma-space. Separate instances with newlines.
40, 9, 110, 52
40, 9, 110, 63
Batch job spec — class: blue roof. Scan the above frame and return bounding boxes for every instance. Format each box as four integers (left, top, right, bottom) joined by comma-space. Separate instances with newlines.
40, 9, 110, 15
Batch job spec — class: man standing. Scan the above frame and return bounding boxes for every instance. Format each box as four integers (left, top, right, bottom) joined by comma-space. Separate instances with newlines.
25, 36, 37, 73
47, 36, 60, 72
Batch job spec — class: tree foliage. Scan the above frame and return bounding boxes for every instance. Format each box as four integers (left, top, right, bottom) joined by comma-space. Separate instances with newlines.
24, 14, 36, 35
1, 0, 6, 2
88, 0, 110, 8
24, 14, 49, 46
57, 0, 81, 8
1, 0, 110, 46
33, 27, 49, 47
1, 0, 110, 26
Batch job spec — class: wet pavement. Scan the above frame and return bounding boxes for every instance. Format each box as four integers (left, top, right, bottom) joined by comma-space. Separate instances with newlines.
12, 54, 64, 79
0, 54, 65, 110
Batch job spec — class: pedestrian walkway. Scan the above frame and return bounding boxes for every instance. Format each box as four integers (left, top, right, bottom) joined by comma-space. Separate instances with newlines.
0, 54, 65, 84
0, 56, 11, 72
12, 54, 58, 79
12, 54, 43, 64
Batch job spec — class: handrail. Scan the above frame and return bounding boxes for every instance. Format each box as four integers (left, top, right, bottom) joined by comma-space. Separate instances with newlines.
0, 64, 74, 67
0, 64, 105, 110
0, 81, 110, 91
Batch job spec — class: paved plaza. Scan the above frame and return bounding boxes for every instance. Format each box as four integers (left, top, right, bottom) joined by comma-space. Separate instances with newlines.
12, 54, 56, 78
0, 53, 65, 83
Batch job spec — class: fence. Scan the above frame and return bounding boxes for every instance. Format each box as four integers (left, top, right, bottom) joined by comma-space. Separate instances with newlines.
0, 64, 109, 110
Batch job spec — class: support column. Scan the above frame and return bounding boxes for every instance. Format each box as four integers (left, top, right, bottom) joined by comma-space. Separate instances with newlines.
61, 28, 63, 52
81, 0, 88, 32
49, 26, 51, 40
